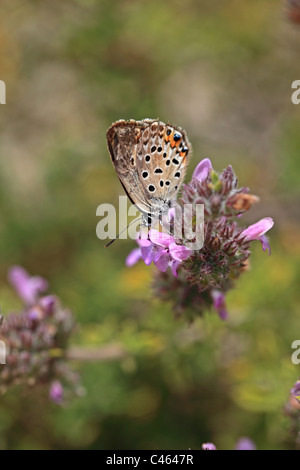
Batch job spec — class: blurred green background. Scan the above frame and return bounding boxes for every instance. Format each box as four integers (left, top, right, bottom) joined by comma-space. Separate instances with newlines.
0, 0, 300, 450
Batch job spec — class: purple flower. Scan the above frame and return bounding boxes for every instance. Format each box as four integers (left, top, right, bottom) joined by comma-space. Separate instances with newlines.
147, 230, 191, 276
193, 158, 212, 181
240, 217, 274, 254
39, 295, 57, 316
8, 266, 48, 305
291, 380, 300, 402
202, 443, 217, 450
49, 380, 64, 404
138, 234, 166, 266
126, 247, 142, 267
27, 307, 43, 322
126, 230, 192, 277
211, 290, 228, 320
234, 437, 256, 450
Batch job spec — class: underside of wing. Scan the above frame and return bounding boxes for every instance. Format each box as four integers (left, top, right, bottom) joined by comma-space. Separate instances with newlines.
107, 120, 151, 214
107, 119, 192, 215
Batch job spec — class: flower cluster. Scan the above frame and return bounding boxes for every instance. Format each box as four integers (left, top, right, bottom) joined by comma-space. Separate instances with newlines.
126, 159, 274, 320
0, 266, 81, 404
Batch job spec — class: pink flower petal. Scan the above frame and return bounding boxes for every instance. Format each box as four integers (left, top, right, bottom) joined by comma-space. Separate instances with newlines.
154, 253, 171, 272
39, 295, 57, 315
8, 266, 48, 305
241, 217, 274, 241
211, 290, 228, 320
169, 241, 192, 262
259, 234, 271, 255
234, 437, 256, 450
202, 443, 217, 450
149, 229, 174, 247
49, 381, 64, 404
193, 158, 212, 182
126, 248, 142, 267
136, 236, 151, 248
153, 248, 168, 263
141, 245, 155, 265
171, 260, 181, 277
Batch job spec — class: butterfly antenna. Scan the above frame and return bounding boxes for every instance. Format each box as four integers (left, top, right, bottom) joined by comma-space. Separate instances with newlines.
105, 217, 143, 248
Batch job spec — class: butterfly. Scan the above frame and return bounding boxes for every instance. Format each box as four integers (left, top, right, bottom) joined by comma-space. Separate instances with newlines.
107, 119, 192, 231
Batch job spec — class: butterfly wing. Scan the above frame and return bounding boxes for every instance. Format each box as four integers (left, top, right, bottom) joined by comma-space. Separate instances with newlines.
107, 119, 151, 214
135, 121, 191, 205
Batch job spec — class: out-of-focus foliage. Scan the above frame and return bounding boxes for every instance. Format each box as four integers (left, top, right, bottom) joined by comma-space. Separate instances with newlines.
0, 0, 299, 450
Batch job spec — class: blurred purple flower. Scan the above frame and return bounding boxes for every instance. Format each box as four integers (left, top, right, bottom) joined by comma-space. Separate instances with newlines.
8, 266, 48, 305
126, 247, 142, 267
201, 438, 256, 450
291, 380, 300, 403
235, 437, 256, 450
241, 217, 274, 254
1, 266, 80, 402
211, 290, 228, 320
193, 158, 212, 181
39, 295, 57, 316
27, 307, 43, 322
202, 443, 216, 450
50, 381, 64, 404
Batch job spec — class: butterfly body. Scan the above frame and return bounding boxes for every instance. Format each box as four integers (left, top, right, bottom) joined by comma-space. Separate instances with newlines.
107, 119, 191, 225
